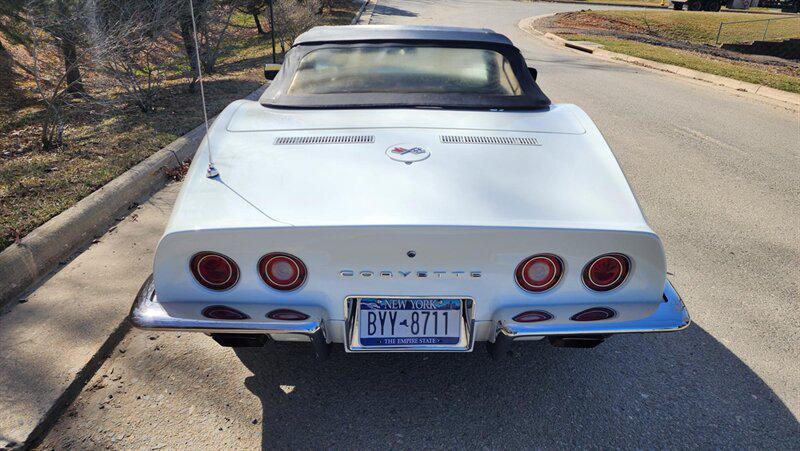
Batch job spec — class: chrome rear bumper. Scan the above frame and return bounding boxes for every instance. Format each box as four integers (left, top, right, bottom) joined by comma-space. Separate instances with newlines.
131, 275, 331, 357
486, 279, 690, 358
131, 275, 325, 336
131, 275, 689, 356
496, 279, 690, 338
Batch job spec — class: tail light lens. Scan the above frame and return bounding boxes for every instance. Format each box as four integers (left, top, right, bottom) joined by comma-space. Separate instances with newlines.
267, 309, 310, 321
571, 307, 615, 321
515, 254, 563, 292
190, 252, 239, 290
513, 310, 554, 323
202, 305, 249, 320
583, 253, 630, 291
259, 253, 307, 291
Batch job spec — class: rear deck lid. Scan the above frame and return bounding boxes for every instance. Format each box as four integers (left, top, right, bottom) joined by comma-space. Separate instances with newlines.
201, 104, 647, 231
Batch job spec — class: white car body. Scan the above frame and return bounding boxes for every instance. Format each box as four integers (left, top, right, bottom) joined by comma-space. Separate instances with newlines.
132, 25, 689, 357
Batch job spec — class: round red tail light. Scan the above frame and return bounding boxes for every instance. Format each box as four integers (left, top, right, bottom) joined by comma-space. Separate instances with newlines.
583, 253, 630, 291
515, 254, 563, 292
191, 252, 239, 290
259, 253, 307, 291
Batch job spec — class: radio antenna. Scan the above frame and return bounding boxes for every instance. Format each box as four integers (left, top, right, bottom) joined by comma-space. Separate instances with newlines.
188, 0, 218, 178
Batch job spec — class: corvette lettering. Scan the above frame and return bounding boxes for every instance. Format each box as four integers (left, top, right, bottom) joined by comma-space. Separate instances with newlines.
339, 270, 481, 279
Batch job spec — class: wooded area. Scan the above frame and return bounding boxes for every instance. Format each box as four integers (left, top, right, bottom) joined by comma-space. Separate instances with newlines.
0, 0, 356, 251
0, 0, 337, 149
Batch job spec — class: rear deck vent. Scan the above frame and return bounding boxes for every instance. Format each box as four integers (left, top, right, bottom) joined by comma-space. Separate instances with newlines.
440, 135, 541, 146
274, 135, 375, 145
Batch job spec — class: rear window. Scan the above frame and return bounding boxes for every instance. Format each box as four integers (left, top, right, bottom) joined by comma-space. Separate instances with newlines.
287, 46, 522, 96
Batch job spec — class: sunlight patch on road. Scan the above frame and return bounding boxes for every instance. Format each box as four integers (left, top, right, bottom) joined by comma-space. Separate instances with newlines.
279, 385, 296, 394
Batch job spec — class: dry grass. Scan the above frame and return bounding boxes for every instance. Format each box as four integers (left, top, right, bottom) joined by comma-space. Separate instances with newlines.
578, 10, 800, 44
549, 10, 799, 94
560, 32, 800, 92
0, 1, 358, 251
532, 0, 789, 13
548, 0, 670, 7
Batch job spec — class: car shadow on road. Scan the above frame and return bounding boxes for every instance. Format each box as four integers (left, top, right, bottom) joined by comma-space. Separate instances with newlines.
372, 3, 419, 18
234, 324, 798, 449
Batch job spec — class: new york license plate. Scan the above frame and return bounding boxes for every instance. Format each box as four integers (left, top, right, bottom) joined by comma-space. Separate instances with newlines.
358, 298, 462, 346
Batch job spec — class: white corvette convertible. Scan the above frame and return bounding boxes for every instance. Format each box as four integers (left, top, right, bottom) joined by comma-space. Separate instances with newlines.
131, 25, 690, 358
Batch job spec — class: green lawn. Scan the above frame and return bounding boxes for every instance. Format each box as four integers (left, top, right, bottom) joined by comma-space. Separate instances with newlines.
555, 0, 669, 7
539, 0, 788, 14
560, 33, 800, 93
581, 10, 799, 44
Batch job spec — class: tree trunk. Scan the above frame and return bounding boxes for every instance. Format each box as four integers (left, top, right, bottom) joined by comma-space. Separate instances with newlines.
179, 15, 200, 92
253, 13, 266, 34
203, 58, 215, 75
54, 0, 84, 95
59, 38, 84, 95
0, 41, 18, 109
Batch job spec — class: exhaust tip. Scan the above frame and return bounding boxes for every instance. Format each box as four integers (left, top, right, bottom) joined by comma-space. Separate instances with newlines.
549, 335, 606, 348
211, 333, 268, 348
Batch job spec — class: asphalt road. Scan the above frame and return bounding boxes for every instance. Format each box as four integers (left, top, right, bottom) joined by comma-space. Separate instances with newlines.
38, 0, 799, 449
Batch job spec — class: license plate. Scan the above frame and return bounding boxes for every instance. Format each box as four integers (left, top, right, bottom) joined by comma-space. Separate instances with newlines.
358, 298, 462, 346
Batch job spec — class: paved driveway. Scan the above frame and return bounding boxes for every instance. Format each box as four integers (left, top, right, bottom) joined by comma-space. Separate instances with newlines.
38, 1, 799, 449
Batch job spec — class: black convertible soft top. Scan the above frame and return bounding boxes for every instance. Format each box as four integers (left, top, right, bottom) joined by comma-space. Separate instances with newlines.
293, 24, 515, 46
259, 25, 551, 110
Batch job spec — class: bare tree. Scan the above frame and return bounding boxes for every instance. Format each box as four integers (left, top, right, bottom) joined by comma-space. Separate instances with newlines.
1, 0, 87, 96
236, 0, 268, 34
196, 0, 239, 74
177, 0, 207, 92
272, 0, 323, 47
178, 0, 240, 91
85, 0, 182, 112
17, 3, 74, 149
52, 0, 84, 94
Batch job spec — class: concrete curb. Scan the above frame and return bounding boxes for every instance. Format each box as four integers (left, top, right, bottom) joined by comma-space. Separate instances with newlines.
519, 15, 800, 109
1, 5, 363, 448
0, 182, 181, 450
351, 0, 370, 24
357, 0, 377, 24
0, 86, 265, 309
565, 41, 597, 52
